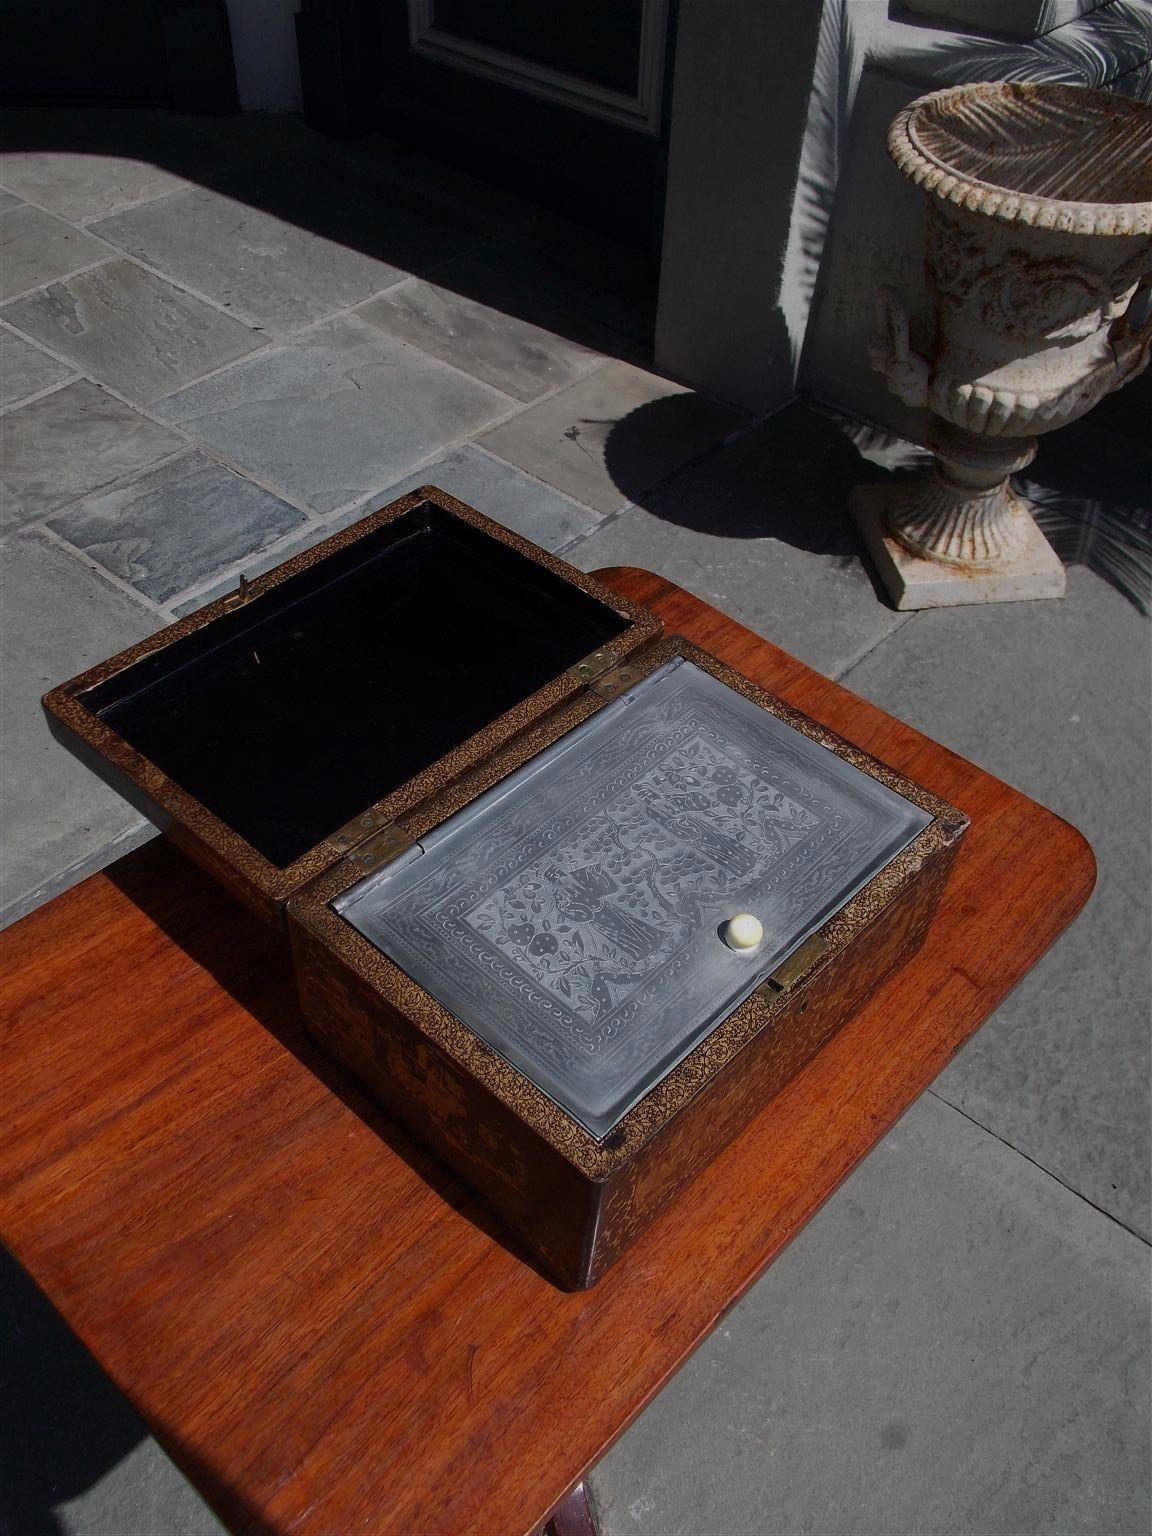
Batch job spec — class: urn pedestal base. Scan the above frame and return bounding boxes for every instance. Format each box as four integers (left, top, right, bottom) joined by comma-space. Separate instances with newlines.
850, 483, 1066, 610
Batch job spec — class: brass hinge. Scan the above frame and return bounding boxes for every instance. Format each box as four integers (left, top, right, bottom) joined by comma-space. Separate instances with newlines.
764, 933, 828, 994
340, 823, 416, 875
325, 808, 414, 874
569, 646, 645, 701
569, 647, 621, 685
588, 660, 647, 701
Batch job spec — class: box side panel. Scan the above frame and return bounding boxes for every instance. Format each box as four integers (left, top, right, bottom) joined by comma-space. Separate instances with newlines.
289, 917, 601, 1288
584, 834, 959, 1285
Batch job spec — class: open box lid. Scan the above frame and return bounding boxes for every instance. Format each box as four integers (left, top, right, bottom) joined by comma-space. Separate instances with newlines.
43, 487, 661, 923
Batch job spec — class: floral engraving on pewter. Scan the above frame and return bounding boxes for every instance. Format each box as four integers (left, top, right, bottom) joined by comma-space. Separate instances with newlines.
341, 662, 930, 1135
465, 737, 820, 1033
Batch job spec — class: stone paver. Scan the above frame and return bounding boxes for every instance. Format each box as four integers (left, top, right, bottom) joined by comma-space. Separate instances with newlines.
591, 1093, 1151, 1536
3, 259, 263, 404
91, 177, 411, 337
0, 105, 229, 221
206, 146, 504, 278
154, 316, 510, 513
0, 102, 1147, 1536
170, 449, 603, 619
845, 563, 1152, 1238
1, 379, 182, 530
481, 359, 744, 515
345, 134, 547, 230
1, 1248, 223, 1536
426, 247, 639, 357
358, 277, 604, 403
0, 326, 75, 407
568, 401, 909, 678
378, 444, 603, 550
464, 211, 655, 340
89, 145, 503, 339
1022, 414, 1152, 615
0, 530, 158, 928
0, 144, 190, 222
0, 203, 109, 301
48, 452, 309, 605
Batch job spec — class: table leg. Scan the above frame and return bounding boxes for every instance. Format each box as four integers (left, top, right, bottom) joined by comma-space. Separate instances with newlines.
544, 1480, 599, 1536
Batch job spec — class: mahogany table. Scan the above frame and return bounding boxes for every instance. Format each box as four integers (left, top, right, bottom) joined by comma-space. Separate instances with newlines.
0, 570, 1095, 1536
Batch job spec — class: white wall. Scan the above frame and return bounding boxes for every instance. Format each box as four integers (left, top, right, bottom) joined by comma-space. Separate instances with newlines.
225, 0, 302, 111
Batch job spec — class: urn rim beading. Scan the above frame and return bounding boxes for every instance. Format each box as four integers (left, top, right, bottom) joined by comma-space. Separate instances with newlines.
887, 82, 1152, 238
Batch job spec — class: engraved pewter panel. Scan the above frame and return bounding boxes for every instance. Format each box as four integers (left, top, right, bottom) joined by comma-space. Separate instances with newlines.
337, 660, 931, 1137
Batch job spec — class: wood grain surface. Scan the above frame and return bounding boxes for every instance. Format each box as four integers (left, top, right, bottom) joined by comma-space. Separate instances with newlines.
0, 569, 1095, 1536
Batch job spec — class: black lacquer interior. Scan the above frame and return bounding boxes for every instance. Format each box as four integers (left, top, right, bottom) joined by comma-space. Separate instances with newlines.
82, 504, 629, 867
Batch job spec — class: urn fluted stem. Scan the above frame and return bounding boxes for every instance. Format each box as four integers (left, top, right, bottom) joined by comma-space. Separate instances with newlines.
884, 418, 1038, 569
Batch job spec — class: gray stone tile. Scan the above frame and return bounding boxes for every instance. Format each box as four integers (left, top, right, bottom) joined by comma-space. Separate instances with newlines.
154, 317, 509, 514
1022, 415, 1152, 614
378, 445, 601, 550
448, 214, 655, 342
0, 187, 25, 211
3, 259, 263, 404
429, 244, 644, 359
1, 380, 183, 530
1, 1246, 227, 1535
845, 565, 1151, 1237
591, 1094, 1151, 1536
0, 147, 187, 223
91, 179, 411, 337
0, 204, 109, 301
346, 134, 547, 230
182, 108, 317, 165
197, 144, 504, 275
171, 526, 331, 617
170, 447, 601, 617
52, 1438, 227, 1535
48, 452, 309, 604
0, 327, 75, 407
567, 401, 908, 677
0, 105, 230, 221
358, 278, 603, 403
0, 530, 158, 928
88, 145, 503, 337
479, 360, 744, 516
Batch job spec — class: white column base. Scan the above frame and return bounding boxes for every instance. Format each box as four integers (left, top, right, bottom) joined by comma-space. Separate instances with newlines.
849, 484, 1066, 610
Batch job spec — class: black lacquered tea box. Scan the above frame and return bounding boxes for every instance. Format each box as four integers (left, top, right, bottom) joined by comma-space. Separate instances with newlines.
45, 487, 967, 1288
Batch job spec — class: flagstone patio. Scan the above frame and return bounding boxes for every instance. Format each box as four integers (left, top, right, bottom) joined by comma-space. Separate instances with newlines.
1, 103, 1148, 1536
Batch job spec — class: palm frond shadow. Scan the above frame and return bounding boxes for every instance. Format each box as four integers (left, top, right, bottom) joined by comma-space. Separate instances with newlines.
884, 1, 1152, 95
1027, 482, 1152, 612
792, 0, 857, 311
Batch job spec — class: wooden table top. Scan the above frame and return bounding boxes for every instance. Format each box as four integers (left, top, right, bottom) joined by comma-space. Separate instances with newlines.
0, 569, 1095, 1536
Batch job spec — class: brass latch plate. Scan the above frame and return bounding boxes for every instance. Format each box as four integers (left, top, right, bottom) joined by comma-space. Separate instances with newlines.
765, 933, 829, 993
